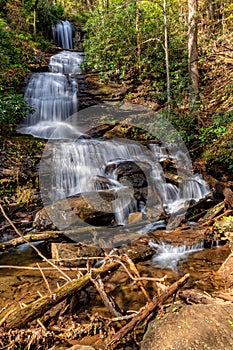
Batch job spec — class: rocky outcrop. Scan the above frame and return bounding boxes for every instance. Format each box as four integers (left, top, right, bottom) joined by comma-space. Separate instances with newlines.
141, 303, 233, 350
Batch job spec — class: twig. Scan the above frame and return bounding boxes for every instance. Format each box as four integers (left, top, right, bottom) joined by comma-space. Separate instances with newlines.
37, 319, 47, 331
107, 313, 138, 322
0, 265, 87, 271
201, 209, 233, 227
111, 255, 167, 284
0, 204, 71, 282
37, 263, 52, 294
90, 275, 122, 317
121, 254, 151, 302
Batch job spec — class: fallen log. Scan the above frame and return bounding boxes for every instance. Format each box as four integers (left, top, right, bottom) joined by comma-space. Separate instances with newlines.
105, 273, 189, 348
0, 231, 63, 251
0, 240, 154, 330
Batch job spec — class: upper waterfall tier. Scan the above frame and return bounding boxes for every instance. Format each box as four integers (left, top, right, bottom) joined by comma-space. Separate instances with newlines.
52, 20, 73, 49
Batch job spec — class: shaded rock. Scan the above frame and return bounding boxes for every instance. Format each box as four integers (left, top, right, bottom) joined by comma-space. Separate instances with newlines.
103, 122, 159, 142
33, 190, 120, 230
141, 303, 233, 350
86, 123, 118, 138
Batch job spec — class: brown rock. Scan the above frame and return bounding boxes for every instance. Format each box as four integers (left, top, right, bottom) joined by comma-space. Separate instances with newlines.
141, 303, 233, 350
128, 211, 142, 224
51, 242, 103, 267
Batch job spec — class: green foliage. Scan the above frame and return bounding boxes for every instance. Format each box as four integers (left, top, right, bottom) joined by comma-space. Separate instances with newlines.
0, 90, 32, 126
36, 2, 65, 38
200, 112, 233, 173
84, 0, 188, 96
199, 112, 233, 146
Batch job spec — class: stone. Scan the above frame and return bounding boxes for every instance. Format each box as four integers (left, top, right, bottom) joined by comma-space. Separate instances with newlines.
141, 303, 233, 350
51, 242, 103, 267
33, 190, 118, 230
128, 211, 143, 224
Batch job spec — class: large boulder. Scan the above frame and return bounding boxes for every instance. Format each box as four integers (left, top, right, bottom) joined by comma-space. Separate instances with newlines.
141, 303, 233, 350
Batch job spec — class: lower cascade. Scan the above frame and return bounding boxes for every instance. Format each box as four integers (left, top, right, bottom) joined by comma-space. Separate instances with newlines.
149, 240, 204, 271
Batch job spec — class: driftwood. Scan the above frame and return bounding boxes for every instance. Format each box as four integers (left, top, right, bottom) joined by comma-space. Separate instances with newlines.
179, 289, 216, 304
0, 241, 154, 330
205, 175, 233, 208
105, 273, 189, 348
0, 231, 63, 251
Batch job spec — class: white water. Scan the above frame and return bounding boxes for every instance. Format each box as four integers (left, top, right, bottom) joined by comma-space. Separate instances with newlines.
18, 24, 210, 228
149, 240, 204, 271
52, 20, 73, 49
49, 51, 84, 74
40, 138, 210, 225
17, 72, 78, 139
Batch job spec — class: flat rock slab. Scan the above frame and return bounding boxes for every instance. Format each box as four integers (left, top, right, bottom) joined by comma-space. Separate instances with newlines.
141, 303, 233, 350
51, 242, 104, 266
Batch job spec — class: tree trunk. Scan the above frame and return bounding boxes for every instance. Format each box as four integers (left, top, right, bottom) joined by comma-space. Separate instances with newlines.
164, 0, 171, 105
33, 0, 39, 36
188, 0, 199, 100
136, 5, 141, 75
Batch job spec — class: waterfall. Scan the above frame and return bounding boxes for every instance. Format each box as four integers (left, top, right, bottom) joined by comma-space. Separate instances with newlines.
40, 137, 210, 226
17, 72, 79, 139
17, 43, 210, 230
52, 20, 73, 49
49, 51, 84, 74
149, 240, 204, 271
17, 49, 84, 139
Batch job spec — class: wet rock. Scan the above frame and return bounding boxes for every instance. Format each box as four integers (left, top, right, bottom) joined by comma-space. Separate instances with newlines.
141, 303, 233, 350
33, 190, 119, 230
128, 212, 143, 224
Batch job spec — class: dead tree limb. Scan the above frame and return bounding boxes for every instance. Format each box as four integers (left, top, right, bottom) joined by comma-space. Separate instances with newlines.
0, 231, 63, 251
105, 273, 189, 348
121, 254, 151, 302
179, 289, 215, 304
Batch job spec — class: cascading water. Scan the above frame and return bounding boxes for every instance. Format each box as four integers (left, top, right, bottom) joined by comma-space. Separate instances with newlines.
18, 22, 210, 229
18, 27, 84, 139
149, 240, 204, 271
49, 51, 84, 74
52, 20, 73, 49
40, 136, 210, 226
18, 73, 79, 138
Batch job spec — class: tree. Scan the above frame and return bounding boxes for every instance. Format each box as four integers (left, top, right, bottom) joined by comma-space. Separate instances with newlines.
163, 0, 171, 104
188, 0, 199, 100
